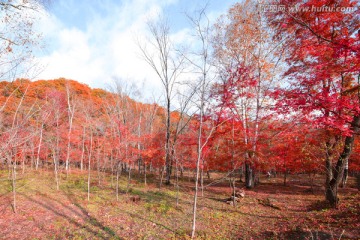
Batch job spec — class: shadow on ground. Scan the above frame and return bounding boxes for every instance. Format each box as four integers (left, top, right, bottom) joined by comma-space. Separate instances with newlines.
21, 191, 122, 239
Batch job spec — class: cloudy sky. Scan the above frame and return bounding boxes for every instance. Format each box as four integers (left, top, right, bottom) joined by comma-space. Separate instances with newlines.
35, 0, 238, 100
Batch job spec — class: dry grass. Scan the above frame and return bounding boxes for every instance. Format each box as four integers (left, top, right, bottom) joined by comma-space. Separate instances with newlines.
0, 169, 359, 239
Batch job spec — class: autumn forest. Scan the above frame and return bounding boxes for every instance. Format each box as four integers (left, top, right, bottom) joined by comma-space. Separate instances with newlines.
1, 0, 360, 239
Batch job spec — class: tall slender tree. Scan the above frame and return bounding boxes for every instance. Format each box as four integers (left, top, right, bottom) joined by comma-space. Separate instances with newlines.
138, 17, 185, 185
213, 0, 282, 188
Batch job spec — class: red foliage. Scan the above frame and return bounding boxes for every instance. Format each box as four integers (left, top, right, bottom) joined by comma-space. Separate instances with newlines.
268, 0, 360, 136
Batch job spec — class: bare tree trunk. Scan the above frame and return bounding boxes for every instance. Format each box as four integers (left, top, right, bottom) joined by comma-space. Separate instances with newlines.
12, 160, 17, 213
239, 165, 244, 182
65, 82, 75, 176
126, 165, 132, 194
159, 165, 165, 189
139, 19, 184, 186
230, 177, 236, 207
21, 151, 25, 175
165, 97, 172, 185
191, 131, 202, 239
97, 148, 101, 186
309, 172, 315, 192
116, 162, 121, 201
325, 140, 333, 187
87, 130, 93, 201
110, 152, 115, 188
326, 115, 360, 207
80, 126, 86, 171
52, 149, 59, 191
200, 160, 204, 197
191, 63, 206, 239
245, 162, 254, 189
175, 156, 179, 206
144, 163, 147, 186
53, 107, 61, 191
340, 159, 348, 188
35, 123, 44, 170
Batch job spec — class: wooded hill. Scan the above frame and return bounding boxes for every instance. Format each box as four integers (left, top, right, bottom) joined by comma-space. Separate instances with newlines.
1, 78, 359, 187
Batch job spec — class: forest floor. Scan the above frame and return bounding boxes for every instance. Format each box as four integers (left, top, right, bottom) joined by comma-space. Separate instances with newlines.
0, 169, 359, 239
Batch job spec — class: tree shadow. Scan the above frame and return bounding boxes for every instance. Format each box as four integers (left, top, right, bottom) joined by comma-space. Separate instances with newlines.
247, 182, 323, 196
262, 229, 341, 240
61, 189, 122, 239
34, 190, 85, 217
63, 188, 181, 238
121, 209, 179, 235
20, 192, 122, 239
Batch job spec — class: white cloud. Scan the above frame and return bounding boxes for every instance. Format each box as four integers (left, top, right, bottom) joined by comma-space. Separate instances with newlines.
35, 0, 170, 98
34, 0, 233, 102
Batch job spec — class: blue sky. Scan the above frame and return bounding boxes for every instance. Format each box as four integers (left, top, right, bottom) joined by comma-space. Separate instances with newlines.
35, 0, 239, 100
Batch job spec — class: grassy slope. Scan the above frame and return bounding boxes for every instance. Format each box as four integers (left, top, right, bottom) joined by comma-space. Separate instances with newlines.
0, 169, 359, 239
